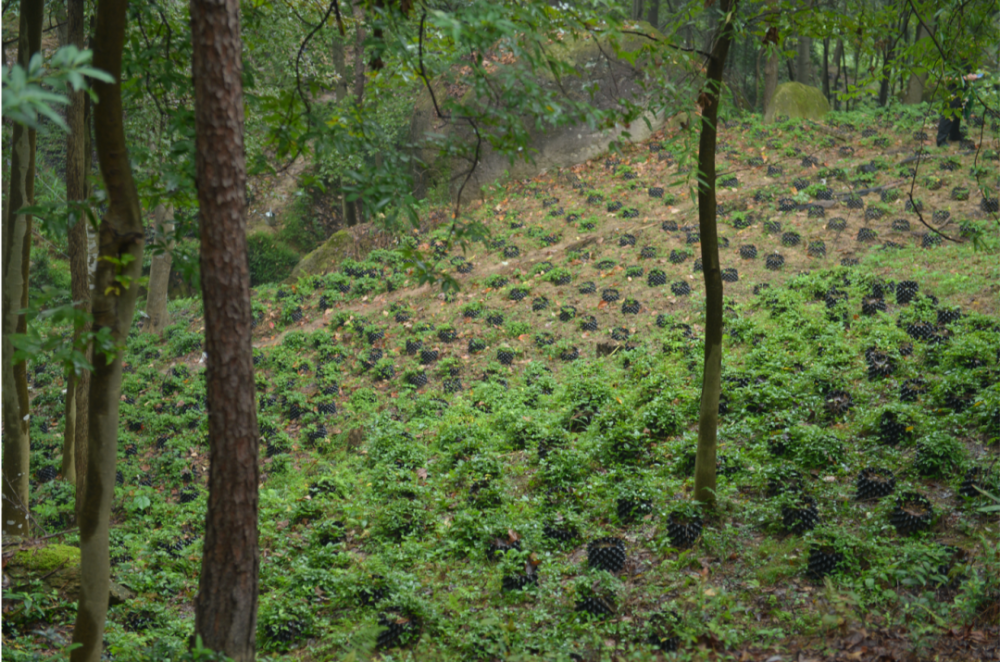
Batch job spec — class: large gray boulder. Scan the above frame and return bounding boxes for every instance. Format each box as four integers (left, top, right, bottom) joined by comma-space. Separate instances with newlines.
410, 27, 684, 202
765, 82, 831, 123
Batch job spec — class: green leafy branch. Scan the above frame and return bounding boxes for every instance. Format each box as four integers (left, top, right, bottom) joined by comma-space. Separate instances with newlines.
2, 45, 114, 132
100, 253, 143, 297
11, 299, 120, 376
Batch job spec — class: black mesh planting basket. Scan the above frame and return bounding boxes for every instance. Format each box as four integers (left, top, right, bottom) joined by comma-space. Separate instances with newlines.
855, 467, 895, 500
666, 511, 703, 549
889, 492, 935, 535
781, 494, 819, 534
806, 544, 844, 580
587, 537, 626, 572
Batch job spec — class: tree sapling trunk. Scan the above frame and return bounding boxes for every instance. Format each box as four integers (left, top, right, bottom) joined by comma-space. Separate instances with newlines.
693, 0, 738, 507
71, 0, 146, 658
2, 0, 43, 538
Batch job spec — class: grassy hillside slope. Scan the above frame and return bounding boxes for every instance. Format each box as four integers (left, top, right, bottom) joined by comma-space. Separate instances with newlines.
7, 107, 1000, 662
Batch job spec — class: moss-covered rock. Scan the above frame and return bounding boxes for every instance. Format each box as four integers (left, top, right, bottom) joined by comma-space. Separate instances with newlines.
13, 543, 80, 574
7, 544, 134, 605
765, 82, 831, 124
287, 230, 352, 280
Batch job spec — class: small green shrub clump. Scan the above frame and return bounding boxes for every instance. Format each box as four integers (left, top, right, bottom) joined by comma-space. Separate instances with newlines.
247, 233, 300, 286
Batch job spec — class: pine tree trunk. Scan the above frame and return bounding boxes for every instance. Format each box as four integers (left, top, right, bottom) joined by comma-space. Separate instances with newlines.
646, 0, 659, 29
694, 0, 738, 507
63, 0, 90, 490
190, 0, 260, 659
144, 204, 174, 335
70, 0, 145, 658
2, 0, 43, 538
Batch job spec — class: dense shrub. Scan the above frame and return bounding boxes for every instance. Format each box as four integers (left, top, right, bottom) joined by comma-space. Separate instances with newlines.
28, 247, 71, 305
247, 233, 300, 286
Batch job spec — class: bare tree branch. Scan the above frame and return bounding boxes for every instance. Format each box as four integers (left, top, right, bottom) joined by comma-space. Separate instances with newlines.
295, 0, 340, 116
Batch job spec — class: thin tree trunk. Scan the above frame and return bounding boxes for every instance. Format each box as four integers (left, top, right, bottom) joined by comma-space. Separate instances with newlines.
646, 0, 658, 29
877, 47, 891, 107
878, 10, 909, 107
631, 0, 643, 21
694, 0, 738, 507
851, 40, 861, 111
144, 204, 174, 335
353, 7, 366, 103
763, 43, 778, 121
822, 37, 830, 101
64, 375, 77, 486
331, 32, 350, 225
796, 36, 813, 85
332, 33, 348, 103
754, 46, 761, 111
2, 0, 43, 539
63, 0, 89, 490
832, 38, 843, 110
75, 93, 94, 525
904, 23, 930, 104
70, 0, 145, 658
877, 15, 902, 108
190, 0, 260, 659
348, 9, 366, 226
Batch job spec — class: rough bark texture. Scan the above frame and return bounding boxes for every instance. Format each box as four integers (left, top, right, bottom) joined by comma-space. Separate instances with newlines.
189, 0, 260, 659
70, 0, 145, 658
63, 0, 90, 490
694, 0, 738, 507
144, 204, 174, 335
2, 0, 43, 538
